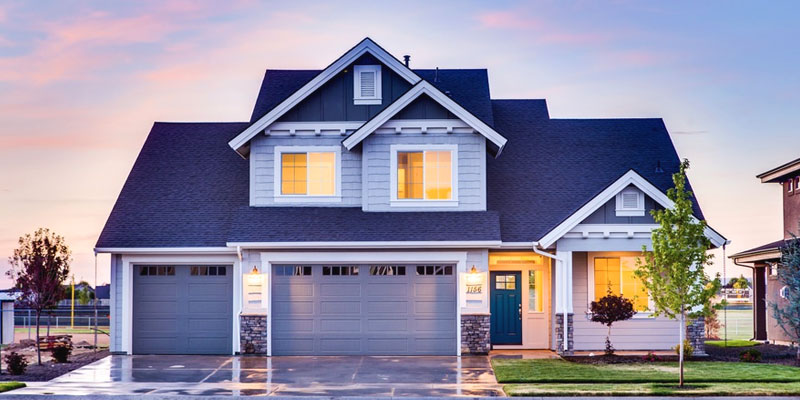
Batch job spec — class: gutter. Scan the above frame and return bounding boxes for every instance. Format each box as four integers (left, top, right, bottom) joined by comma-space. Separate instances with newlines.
732, 256, 757, 342
531, 242, 569, 353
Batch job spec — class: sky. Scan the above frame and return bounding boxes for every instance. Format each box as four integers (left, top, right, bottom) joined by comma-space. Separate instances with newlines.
0, 0, 797, 287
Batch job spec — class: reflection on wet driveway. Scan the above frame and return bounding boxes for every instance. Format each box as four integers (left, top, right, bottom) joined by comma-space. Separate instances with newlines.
9, 355, 504, 397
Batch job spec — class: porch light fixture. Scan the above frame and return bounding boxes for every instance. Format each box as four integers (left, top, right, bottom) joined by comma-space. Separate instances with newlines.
251, 266, 259, 274
466, 265, 482, 285
470, 265, 478, 274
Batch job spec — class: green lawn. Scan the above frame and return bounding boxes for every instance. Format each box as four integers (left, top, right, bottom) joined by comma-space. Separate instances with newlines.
14, 327, 110, 335
706, 339, 760, 348
0, 382, 25, 393
505, 382, 800, 396
491, 358, 800, 383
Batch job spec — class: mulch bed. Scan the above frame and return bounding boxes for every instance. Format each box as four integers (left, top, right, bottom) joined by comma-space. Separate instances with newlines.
705, 342, 799, 366
0, 350, 109, 381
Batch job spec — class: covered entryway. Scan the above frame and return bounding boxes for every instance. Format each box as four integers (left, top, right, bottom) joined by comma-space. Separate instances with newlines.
271, 264, 457, 355
132, 264, 233, 354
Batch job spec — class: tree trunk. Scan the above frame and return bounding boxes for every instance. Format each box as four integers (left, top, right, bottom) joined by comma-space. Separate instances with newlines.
35, 310, 41, 366
679, 311, 685, 387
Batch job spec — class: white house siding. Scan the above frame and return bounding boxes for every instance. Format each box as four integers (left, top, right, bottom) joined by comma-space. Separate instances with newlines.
571, 251, 680, 351
362, 131, 486, 212
110, 254, 122, 353
250, 135, 362, 207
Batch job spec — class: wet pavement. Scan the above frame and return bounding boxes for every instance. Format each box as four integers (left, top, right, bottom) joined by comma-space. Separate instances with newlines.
9, 354, 504, 397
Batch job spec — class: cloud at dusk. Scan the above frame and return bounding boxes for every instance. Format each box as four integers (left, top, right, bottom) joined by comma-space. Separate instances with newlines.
0, 0, 798, 287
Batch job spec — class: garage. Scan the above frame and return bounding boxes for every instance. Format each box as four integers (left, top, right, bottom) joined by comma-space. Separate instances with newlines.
272, 264, 457, 355
132, 264, 233, 354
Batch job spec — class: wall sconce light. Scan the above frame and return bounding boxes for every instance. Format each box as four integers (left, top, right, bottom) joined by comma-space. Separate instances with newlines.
246, 265, 262, 285
466, 265, 481, 285
251, 265, 259, 274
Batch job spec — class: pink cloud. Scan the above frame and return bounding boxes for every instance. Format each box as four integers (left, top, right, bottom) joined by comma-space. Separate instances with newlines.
477, 11, 542, 30
0, 5, 6, 23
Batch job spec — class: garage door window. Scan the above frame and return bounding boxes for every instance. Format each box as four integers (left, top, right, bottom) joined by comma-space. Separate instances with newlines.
370, 265, 406, 276
322, 265, 359, 276
190, 266, 226, 276
275, 265, 312, 276
139, 266, 175, 276
416, 265, 453, 276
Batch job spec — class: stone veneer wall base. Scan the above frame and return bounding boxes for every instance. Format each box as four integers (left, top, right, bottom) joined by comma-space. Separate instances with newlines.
240, 314, 268, 355
461, 314, 491, 354
688, 315, 707, 356
555, 313, 574, 356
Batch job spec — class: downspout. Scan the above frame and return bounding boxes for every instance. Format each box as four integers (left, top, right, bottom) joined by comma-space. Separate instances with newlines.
532, 242, 568, 353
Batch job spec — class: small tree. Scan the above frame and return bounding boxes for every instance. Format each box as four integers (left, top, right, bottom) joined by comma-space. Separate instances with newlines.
772, 234, 800, 362
635, 159, 719, 387
590, 291, 636, 355
732, 275, 750, 289
7, 228, 71, 365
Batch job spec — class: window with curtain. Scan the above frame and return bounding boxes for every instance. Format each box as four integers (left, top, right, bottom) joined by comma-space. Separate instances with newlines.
397, 150, 452, 200
594, 257, 649, 312
281, 152, 335, 195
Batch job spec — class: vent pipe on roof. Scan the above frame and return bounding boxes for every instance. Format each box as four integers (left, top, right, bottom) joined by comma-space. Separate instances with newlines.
434, 67, 439, 82
403, 55, 410, 67
655, 161, 664, 173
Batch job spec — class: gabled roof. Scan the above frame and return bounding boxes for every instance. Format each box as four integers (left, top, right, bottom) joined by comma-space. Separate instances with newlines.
229, 38, 420, 156
730, 238, 787, 261
342, 81, 508, 153
250, 68, 496, 126
536, 169, 726, 248
757, 157, 800, 183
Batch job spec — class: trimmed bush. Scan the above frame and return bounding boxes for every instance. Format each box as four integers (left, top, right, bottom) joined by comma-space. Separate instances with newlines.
740, 348, 762, 363
673, 339, 694, 359
5, 352, 27, 375
642, 351, 661, 362
51, 344, 72, 363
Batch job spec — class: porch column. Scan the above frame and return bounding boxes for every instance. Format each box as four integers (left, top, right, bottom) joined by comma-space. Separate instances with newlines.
555, 250, 573, 354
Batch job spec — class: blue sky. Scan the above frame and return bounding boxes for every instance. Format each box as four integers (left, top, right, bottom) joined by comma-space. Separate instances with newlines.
0, 0, 797, 285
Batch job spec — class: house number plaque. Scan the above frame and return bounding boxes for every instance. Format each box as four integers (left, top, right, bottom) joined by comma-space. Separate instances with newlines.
466, 284, 482, 294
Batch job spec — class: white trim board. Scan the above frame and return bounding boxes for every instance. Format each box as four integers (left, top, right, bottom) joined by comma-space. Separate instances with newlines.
228, 38, 420, 156
537, 170, 727, 249
260, 250, 467, 356
342, 80, 507, 153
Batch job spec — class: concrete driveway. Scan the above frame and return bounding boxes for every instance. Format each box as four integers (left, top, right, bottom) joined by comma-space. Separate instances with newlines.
9, 355, 504, 397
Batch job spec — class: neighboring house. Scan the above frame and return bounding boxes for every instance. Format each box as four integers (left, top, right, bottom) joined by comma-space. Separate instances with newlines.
96, 38, 726, 356
95, 284, 111, 307
0, 290, 16, 345
731, 157, 800, 344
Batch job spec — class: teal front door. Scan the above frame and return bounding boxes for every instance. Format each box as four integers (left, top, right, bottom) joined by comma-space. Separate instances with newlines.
490, 271, 522, 345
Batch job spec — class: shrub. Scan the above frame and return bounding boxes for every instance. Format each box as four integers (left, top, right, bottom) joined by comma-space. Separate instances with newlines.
5, 352, 28, 375
643, 351, 661, 362
590, 291, 636, 356
51, 344, 72, 363
673, 339, 694, 359
740, 348, 762, 363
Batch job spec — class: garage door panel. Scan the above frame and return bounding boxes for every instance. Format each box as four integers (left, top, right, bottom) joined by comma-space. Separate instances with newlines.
273, 300, 313, 314
321, 301, 361, 314
367, 318, 407, 332
320, 283, 360, 296
415, 300, 455, 313
133, 264, 232, 355
272, 263, 456, 356
320, 318, 362, 332
273, 318, 314, 333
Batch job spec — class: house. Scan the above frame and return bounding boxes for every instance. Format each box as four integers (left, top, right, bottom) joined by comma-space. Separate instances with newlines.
731, 157, 800, 344
95, 38, 727, 356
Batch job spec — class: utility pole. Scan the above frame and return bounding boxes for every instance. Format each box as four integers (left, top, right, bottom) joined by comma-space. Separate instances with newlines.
70, 276, 75, 329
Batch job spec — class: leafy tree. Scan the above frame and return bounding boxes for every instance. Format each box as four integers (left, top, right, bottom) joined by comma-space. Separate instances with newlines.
727, 275, 750, 289
590, 291, 636, 355
635, 159, 720, 387
76, 288, 93, 306
771, 234, 800, 362
6, 228, 71, 365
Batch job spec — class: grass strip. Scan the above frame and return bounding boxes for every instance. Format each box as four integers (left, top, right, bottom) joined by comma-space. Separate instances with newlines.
492, 358, 800, 383
504, 382, 800, 396
705, 339, 760, 347
0, 382, 26, 393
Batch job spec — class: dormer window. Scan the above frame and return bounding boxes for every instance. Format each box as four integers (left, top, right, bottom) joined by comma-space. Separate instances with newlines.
353, 65, 382, 105
615, 186, 645, 217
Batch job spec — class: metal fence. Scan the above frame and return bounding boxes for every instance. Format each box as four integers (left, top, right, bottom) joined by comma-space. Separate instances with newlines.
717, 304, 754, 341
13, 306, 110, 340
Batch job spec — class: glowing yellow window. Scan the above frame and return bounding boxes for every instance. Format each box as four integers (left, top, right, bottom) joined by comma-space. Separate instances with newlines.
281, 152, 335, 195
594, 257, 649, 312
528, 270, 543, 312
397, 150, 452, 200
